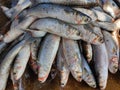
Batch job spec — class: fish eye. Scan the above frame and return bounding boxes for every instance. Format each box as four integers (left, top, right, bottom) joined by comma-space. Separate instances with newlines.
85, 17, 91, 22
112, 3, 115, 6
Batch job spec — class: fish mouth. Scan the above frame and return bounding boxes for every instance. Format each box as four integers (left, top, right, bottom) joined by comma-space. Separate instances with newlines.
111, 56, 118, 63
92, 36, 104, 45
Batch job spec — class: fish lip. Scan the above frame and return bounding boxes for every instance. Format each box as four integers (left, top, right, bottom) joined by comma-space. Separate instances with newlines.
111, 56, 118, 62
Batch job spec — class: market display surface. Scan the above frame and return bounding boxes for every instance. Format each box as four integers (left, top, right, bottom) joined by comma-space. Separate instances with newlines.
0, 0, 120, 90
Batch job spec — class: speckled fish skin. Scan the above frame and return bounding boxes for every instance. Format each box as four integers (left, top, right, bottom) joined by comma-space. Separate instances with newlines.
74, 7, 113, 22
0, 39, 27, 90
13, 43, 30, 80
3, 16, 36, 43
81, 54, 96, 88
81, 41, 93, 63
103, 31, 119, 73
57, 44, 70, 87
29, 38, 41, 74
102, 0, 120, 18
38, 34, 60, 83
73, 8, 97, 21
31, 0, 100, 6
73, 24, 103, 44
0, 16, 36, 54
30, 18, 103, 45
92, 26, 104, 38
92, 9, 113, 22
62, 38, 82, 82
91, 21, 117, 31
22, 3, 91, 25
92, 43, 108, 90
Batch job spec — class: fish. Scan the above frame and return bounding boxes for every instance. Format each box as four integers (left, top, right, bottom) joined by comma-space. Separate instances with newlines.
0, 39, 28, 90
74, 7, 113, 22
103, 30, 119, 73
29, 38, 41, 74
81, 41, 93, 63
62, 38, 82, 82
92, 43, 108, 90
102, 0, 120, 18
92, 26, 103, 38
1, 6, 13, 18
74, 7, 97, 21
3, 16, 36, 43
21, 29, 46, 38
57, 44, 70, 87
81, 54, 96, 88
10, 68, 19, 90
22, 3, 91, 24
91, 6, 103, 11
0, 16, 36, 54
114, 19, 120, 30
91, 21, 117, 31
13, 43, 30, 80
112, 30, 120, 70
113, 0, 120, 8
1, 0, 32, 19
38, 34, 60, 83
30, 18, 103, 45
31, 0, 101, 6
92, 9, 113, 22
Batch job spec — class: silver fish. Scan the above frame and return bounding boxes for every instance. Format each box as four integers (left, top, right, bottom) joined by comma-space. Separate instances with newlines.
92, 21, 117, 31
92, 43, 108, 90
38, 34, 60, 83
74, 7, 113, 22
13, 43, 30, 80
29, 38, 41, 74
0, 39, 27, 90
92, 9, 113, 22
103, 31, 119, 73
81, 41, 93, 63
22, 4, 91, 24
30, 18, 103, 45
3, 16, 36, 43
1, 0, 32, 19
31, 0, 100, 6
102, 0, 120, 18
57, 44, 70, 87
21, 29, 46, 38
10, 68, 19, 90
81, 54, 96, 88
62, 38, 82, 82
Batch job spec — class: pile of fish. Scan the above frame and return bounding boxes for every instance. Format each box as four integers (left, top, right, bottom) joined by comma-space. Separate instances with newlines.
0, 0, 120, 90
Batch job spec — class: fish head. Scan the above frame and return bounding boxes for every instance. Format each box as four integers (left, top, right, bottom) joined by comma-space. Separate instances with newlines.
92, 36, 104, 45
102, 0, 120, 18
75, 11, 92, 24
